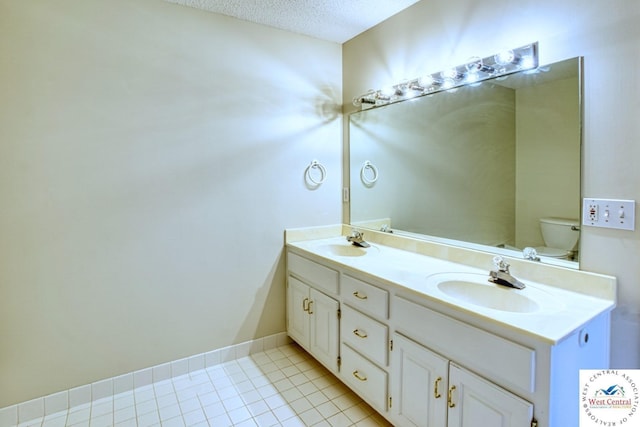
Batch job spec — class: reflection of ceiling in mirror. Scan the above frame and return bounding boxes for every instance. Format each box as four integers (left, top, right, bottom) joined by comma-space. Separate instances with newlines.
349, 58, 581, 268
492, 58, 577, 90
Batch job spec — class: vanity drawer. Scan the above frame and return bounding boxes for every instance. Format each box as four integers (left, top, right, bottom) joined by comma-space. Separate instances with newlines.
393, 296, 536, 394
340, 343, 388, 412
341, 306, 388, 366
287, 251, 339, 294
342, 274, 389, 319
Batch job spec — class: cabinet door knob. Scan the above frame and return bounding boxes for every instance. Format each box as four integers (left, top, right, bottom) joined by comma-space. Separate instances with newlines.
434, 376, 442, 398
353, 329, 368, 339
353, 291, 368, 300
352, 370, 367, 381
448, 385, 456, 408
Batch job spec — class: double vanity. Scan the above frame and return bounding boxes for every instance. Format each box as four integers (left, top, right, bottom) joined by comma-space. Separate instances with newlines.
285, 225, 616, 427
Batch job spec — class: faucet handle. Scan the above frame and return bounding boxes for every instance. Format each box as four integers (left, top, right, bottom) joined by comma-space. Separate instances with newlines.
522, 247, 540, 261
492, 255, 510, 272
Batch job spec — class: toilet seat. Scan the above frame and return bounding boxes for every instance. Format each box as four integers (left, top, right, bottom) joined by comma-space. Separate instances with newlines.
534, 246, 570, 259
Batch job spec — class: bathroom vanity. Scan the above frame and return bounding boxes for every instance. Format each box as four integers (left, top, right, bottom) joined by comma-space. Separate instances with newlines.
285, 225, 616, 427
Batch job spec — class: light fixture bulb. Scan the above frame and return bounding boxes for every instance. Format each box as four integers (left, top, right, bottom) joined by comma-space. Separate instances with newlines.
405, 88, 420, 99
418, 75, 433, 87
519, 55, 536, 70
466, 73, 480, 84
418, 74, 443, 89
441, 78, 456, 90
494, 49, 516, 66
441, 68, 463, 80
380, 86, 395, 97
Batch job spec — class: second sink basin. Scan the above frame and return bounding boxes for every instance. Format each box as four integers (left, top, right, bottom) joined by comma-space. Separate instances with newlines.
428, 273, 541, 313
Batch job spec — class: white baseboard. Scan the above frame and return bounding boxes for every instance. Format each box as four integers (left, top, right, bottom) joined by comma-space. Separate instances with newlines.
0, 332, 292, 427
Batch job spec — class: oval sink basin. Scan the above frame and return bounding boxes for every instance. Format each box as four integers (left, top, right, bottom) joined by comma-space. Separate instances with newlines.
430, 273, 540, 313
316, 243, 379, 257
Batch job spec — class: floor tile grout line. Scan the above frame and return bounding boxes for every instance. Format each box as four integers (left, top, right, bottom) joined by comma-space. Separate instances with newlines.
10, 343, 392, 427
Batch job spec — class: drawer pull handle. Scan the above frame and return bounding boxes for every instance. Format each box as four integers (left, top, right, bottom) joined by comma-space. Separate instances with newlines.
302, 298, 309, 312
353, 370, 367, 381
353, 329, 368, 339
353, 291, 368, 300
308, 300, 314, 315
448, 385, 456, 408
434, 376, 442, 398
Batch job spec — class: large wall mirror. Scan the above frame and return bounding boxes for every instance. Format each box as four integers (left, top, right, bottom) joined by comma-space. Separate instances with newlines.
349, 57, 582, 268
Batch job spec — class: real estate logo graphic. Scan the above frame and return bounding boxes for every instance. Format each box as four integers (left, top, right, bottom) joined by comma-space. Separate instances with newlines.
580, 370, 639, 426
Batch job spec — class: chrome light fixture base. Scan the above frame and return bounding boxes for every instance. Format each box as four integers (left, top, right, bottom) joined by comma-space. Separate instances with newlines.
353, 42, 538, 109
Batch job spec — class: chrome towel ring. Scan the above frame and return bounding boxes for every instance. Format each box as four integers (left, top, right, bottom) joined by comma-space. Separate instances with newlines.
306, 160, 327, 185
360, 160, 379, 185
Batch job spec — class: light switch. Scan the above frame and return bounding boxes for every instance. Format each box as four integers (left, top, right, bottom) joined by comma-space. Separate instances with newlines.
582, 198, 635, 231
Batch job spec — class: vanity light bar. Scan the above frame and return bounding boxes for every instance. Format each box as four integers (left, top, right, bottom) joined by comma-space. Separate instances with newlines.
353, 42, 538, 109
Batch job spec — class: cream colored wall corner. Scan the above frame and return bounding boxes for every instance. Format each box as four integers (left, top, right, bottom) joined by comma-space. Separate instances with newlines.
0, 0, 342, 407
342, 0, 640, 368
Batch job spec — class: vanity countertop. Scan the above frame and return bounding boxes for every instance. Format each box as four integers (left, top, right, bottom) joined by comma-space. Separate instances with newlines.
286, 230, 616, 345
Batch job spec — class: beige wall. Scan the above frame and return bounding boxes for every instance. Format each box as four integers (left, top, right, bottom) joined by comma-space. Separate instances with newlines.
0, 0, 342, 406
343, 0, 640, 368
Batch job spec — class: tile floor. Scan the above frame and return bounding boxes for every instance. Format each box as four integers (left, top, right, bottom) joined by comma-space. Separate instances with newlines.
15, 344, 392, 427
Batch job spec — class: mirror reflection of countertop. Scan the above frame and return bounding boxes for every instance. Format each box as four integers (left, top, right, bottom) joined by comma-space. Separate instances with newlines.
286, 226, 616, 345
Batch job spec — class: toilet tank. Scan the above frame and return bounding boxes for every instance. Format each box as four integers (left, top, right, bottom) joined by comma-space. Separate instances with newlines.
540, 217, 580, 250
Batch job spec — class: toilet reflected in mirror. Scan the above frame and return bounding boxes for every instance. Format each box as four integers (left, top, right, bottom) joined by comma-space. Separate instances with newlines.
535, 217, 580, 260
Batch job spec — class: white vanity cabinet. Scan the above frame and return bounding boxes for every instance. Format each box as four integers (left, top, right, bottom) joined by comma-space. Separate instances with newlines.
285, 242, 613, 427
391, 332, 533, 427
286, 252, 340, 372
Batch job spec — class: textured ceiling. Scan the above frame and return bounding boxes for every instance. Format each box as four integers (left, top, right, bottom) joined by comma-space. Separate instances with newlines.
164, 0, 422, 43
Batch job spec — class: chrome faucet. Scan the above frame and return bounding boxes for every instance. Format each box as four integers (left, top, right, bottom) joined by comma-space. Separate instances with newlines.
489, 256, 526, 289
346, 229, 370, 248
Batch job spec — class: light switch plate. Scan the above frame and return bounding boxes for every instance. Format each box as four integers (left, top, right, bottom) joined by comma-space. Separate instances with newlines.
582, 198, 635, 231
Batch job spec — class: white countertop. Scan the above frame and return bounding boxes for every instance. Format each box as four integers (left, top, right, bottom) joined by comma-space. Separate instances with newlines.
286, 234, 616, 345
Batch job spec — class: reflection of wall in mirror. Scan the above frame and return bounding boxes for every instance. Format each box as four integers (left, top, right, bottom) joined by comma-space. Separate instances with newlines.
515, 76, 580, 249
350, 83, 516, 247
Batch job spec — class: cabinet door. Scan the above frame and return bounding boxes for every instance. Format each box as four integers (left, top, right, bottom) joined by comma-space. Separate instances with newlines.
287, 276, 310, 348
309, 288, 340, 371
447, 363, 533, 427
391, 333, 448, 427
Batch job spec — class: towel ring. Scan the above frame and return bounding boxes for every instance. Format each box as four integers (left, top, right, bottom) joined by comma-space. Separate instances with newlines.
306, 160, 327, 185
360, 161, 379, 185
